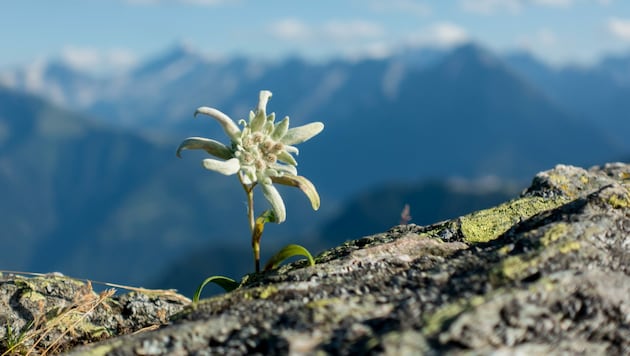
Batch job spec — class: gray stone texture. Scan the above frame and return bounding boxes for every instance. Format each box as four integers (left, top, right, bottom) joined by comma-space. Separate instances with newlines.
3, 162, 629, 355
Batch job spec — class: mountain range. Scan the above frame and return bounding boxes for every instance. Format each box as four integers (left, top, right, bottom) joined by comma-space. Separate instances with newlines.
504, 52, 630, 148
0, 42, 627, 291
2, 42, 626, 192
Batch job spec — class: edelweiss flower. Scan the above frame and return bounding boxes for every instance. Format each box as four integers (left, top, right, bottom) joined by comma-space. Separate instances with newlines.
177, 90, 323, 223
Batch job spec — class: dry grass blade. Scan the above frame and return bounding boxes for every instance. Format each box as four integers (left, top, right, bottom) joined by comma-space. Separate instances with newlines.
131, 324, 161, 335
41, 289, 116, 355
23, 287, 116, 355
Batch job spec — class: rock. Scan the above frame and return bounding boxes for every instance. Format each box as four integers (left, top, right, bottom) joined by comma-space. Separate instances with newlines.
5, 163, 630, 355
0, 274, 189, 354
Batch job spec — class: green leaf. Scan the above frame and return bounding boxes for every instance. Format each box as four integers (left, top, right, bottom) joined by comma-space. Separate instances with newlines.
264, 244, 315, 271
193, 276, 239, 303
253, 210, 276, 245
257, 209, 276, 225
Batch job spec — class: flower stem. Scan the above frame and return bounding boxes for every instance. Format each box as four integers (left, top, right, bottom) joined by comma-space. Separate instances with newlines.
245, 187, 255, 233
239, 174, 260, 272
252, 237, 261, 272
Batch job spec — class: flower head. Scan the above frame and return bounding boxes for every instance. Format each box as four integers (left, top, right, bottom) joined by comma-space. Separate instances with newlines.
177, 90, 323, 223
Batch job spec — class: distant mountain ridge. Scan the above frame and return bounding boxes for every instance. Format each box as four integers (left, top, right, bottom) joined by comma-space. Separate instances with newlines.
306, 44, 621, 194
505, 51, 630, 149
1, 42, 628, 151
1, 41, 624, 198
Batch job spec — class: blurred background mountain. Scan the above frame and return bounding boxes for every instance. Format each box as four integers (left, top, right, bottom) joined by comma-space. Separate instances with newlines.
1, 1, 628, 297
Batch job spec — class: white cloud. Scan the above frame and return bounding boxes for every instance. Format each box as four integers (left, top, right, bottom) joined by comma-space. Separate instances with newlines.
322, 21, 384, 41
60, 46, 138, 73
268, 19, 384, 43
268, 18, 313, 41
408, 22, 469, 48
608, 17, 630, 41
430, 23, 469, 46
266, 18, 387, 61
343, 41, 393, 61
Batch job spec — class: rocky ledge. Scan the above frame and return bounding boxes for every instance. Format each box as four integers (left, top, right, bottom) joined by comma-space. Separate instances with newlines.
2, 163, 629, 355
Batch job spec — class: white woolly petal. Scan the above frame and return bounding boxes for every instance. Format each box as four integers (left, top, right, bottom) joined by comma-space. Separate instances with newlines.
281, 122, 324, 145
277, 151, 298, 166
257, 90, 272, 112
195, 107, 241, 142
242, 168, 257, 184
284, 145, 299, 155
176, 137, 233, 160
261, 183, 286, 223
271, 116, 289, 140
202, 158, 240, 176
270, 174, 320, 211
269, 163, 297, 176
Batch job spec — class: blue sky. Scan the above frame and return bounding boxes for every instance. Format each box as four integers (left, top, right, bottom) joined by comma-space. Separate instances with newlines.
2, 0, 630, 72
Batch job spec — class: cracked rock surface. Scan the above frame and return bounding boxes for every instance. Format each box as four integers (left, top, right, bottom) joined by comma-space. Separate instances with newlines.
0, 275, 189, 354
5, 163, 630, 355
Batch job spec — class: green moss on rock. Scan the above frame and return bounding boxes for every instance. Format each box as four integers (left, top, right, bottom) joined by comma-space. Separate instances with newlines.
460, 196, 569, 243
